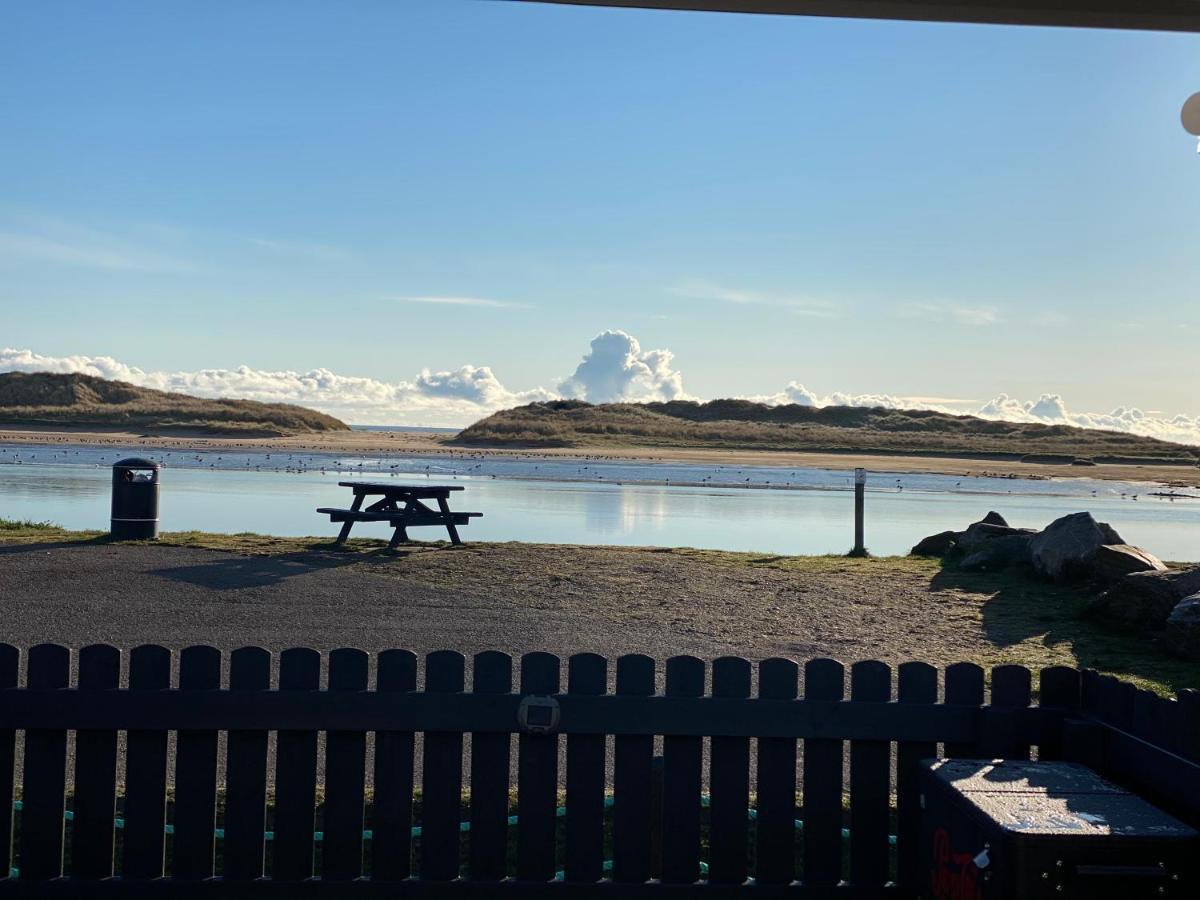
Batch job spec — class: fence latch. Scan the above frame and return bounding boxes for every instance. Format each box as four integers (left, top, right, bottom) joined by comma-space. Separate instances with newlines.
517, 695, 560, 735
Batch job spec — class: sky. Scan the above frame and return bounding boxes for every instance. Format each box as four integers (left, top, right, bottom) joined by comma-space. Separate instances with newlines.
2, 1, 1199, 435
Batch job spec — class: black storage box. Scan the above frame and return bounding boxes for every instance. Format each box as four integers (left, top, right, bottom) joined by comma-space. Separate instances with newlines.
919, 759, 1198, 899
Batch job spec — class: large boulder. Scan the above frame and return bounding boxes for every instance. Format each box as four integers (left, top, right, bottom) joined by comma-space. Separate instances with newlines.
1164, 594, 1200, 661
1089, 566, 1200, 629
958, 522, 1037, 549
910, 512, 1012, 557
911, 530, 958, 557
1029, 512, 1125, 582
1092, 544, 1167, 580
958, 534, 1036, 572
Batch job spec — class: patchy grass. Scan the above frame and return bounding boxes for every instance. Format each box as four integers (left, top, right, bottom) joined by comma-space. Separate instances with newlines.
2, 522, 1196, 696
0, 518, 61, 532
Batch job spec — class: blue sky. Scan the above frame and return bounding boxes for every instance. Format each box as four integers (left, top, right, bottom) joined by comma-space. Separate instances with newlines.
2, 1, 1198, 428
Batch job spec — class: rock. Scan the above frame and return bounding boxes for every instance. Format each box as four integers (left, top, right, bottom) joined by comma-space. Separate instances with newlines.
979, 511, 1008, 527
1165, 594, 1200, 661
911, 530, 958, 557
1029, 512, 1126, 582
1089, 566, 1200, 629
958, 522, 1037, 549
1092, 544, 1167, 580
958, 534, 1035, 572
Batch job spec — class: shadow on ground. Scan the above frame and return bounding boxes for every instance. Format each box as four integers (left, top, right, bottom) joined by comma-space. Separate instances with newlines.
929, 563, 1200, 694
0, 537, 110, 555
149, 551, 367, 590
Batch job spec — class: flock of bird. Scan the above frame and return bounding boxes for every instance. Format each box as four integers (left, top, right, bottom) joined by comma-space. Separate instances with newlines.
0, 446, 1190, 501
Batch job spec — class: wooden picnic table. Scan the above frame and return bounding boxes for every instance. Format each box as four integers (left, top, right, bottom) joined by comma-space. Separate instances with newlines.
317, 481, 481, 548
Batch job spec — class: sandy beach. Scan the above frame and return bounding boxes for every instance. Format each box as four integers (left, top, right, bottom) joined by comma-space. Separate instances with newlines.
2, 425, 1198, 487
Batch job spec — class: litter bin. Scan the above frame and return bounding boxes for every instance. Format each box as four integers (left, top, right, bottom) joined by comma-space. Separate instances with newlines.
920, 758, 1197, 899
111, 457, 160, 540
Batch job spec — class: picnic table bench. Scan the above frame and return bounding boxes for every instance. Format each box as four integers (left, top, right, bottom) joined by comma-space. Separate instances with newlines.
317, 481, 481, 547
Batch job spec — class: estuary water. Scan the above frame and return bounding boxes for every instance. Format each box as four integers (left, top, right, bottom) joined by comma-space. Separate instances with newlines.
1, 443, 1198, 559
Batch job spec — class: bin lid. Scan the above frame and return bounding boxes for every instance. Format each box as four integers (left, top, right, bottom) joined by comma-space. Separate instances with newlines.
113, 457, 159, 469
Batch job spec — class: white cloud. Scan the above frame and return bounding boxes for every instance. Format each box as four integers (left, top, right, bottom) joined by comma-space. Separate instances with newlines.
393, 295, 532, 309
900, 302, 1000, 326
0, 231, 191, 273
669, 280, 838, 319
557, 330, 691, 403
0, 348, 552, 428
754, 384, 1200, 446
4, 336, 1199, 444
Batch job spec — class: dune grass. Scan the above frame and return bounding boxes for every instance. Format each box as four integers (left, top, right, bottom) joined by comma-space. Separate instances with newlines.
456, 399, 1200, 463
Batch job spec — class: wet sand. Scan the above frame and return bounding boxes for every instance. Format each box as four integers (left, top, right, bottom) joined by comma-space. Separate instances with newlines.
2, 425, 1197, 487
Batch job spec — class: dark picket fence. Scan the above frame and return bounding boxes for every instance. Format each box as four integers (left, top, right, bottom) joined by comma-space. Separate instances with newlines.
0, 643, 1196, 897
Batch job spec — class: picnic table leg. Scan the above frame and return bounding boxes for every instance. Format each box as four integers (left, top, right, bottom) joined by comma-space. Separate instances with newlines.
335, 493, 365, 545
436, 497, 462, 546
388, 524, 409, 550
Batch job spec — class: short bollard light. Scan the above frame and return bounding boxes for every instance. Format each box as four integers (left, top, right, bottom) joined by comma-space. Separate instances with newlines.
111, 457, 161, 540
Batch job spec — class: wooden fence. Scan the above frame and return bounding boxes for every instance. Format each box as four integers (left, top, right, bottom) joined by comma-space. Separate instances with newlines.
0, 643, 1196, 897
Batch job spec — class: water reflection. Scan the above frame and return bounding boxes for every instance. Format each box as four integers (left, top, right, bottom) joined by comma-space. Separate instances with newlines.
1, 458, 1197, 559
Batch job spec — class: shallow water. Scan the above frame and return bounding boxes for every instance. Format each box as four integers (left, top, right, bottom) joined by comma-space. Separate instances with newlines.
1, 443, 1198, 558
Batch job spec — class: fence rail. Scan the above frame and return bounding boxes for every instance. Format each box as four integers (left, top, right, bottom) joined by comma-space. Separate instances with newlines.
0, 642, 1195, 897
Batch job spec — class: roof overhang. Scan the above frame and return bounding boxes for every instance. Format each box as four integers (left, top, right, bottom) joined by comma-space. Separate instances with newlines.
512, 1, 1200, 32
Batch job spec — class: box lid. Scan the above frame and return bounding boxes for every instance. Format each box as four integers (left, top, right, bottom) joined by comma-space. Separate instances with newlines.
927, 759, 1124, 795
924, 759, 1197, 839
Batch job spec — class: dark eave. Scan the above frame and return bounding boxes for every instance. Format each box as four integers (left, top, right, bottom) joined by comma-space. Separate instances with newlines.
513, 1, 1200, 33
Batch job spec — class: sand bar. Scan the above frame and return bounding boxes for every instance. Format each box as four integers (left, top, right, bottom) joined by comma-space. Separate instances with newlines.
1, 425, 1197, 487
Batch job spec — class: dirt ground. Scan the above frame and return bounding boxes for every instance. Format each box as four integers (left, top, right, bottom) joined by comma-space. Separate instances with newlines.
1, 534, 1193, 695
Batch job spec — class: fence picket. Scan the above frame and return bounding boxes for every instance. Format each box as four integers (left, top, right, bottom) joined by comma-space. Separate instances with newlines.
173, 646, 221, 880
1179, 689, 1200, 764
0, 644, 16, 878
943, 662, 984, 758
987, 665, 1032, 759
322, 647, 368, 881
1037, 666, 1080, 761
421, 650, 465, 881
802, 658, 844, 887
19, 643, 69, 881
71, 644, 120, 879
755, 658, 798, 886
611, 654, 654, 884
372, 648, 417, 881
122, 644, 170, 880
272, 647, 320, 881
661, 655, 704, 885
565, 653, 607, 883
224, 647, 271, 880
709, 656, 751, 885
849, 660, 891, 887
896, 661, 936, 893
469, 651, 512, 881
517, 652, 561, 882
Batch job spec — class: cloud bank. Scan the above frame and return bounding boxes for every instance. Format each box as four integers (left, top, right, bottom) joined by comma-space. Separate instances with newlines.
558, 331, 690, 404
3, 334, 1198, 444
750, 383, 1200, 446
0, 348, 553, 428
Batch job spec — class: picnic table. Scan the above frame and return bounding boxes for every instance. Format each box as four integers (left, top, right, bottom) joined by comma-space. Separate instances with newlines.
317, 482, 481, 548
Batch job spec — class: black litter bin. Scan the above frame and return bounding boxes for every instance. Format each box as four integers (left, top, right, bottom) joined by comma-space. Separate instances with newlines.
111, 457, 160, 539
920, 758, 1197, 899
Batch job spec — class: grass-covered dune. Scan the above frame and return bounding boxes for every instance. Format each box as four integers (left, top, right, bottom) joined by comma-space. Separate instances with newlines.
455, 399, 1200, 464
0, 371, 348, 436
